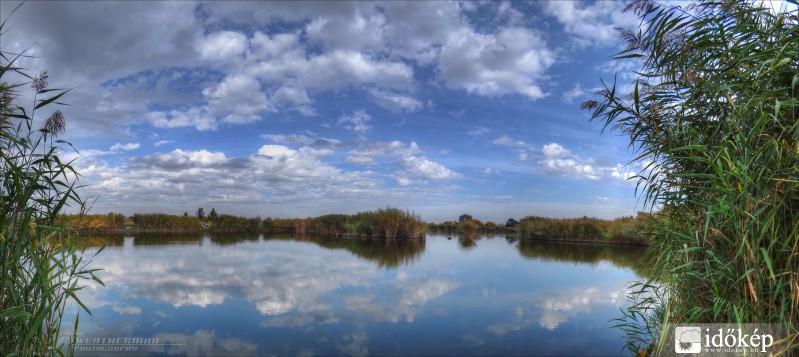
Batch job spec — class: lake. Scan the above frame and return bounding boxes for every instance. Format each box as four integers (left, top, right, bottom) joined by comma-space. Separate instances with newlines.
62, 233, 650, 356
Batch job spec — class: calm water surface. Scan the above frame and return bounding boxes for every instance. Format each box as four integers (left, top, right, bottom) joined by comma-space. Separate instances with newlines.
63, 233, 649, 356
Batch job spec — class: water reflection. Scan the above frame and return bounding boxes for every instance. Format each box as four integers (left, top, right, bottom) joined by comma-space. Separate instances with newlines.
517, 240, 652, 278
289, 235, 426, 268
66, 234, 649, 356
458, 236, 478, 250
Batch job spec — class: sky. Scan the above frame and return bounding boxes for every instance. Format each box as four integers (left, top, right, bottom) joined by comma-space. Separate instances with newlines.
0, 0, 653, 223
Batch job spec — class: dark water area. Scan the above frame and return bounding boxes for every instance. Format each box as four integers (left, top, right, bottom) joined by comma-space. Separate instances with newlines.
62, 233, 649, 356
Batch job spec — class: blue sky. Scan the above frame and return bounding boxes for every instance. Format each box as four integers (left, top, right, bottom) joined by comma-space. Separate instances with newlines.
2, 1, 651, 222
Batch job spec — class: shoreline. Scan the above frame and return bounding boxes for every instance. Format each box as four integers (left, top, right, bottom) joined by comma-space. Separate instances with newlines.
76, 228, 647, 245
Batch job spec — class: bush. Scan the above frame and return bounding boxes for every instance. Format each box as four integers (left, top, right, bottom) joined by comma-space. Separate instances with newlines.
457, 219, 480, 236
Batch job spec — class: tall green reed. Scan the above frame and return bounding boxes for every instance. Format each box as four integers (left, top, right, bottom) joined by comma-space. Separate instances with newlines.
0, 6, 102, 356
584, 0, 798, 354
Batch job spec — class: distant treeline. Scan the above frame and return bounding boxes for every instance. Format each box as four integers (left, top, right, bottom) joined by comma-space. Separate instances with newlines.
429, 213, 652, 245
60, 210, 652, 244
59, 207, 427, 239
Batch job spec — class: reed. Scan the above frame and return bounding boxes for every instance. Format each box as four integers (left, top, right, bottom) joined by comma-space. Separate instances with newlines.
0, 7, 101, 355
584, 1, 799, 354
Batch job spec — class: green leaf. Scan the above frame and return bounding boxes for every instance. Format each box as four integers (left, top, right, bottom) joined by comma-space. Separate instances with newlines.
0, 308, 32, 319
759, 247, 776, 281
34, 89, 71, 110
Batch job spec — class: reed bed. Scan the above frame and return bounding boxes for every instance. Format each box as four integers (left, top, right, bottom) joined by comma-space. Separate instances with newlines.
0, 8, 101, 354
584, 1, 799, 354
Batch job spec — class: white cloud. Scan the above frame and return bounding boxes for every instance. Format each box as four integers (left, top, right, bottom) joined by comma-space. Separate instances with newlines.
401, 156, 461, 181
609, 164, 637, 182
252, 145, 369, 188
493, 137, 635, 183
343, 140, 459, 185
203, 74, 270, 124
483, 168, 499, 175
439, 27, 555, 99
110, 142, 140, 151
154, 140, 174, 146
155, 149, 229, 167
257, 144, 297, 159
271, 86, 311, 107
306, 50, 415, 91
368, 89, 423, 112
304, 7, 387, 54
541, 143, 570, 159
542, 1, 636, 48
112, 304, 142, 315
262, 134, 318, 147
538, 157, 601, 181
197, 30, 248, 63
147, 107, 218, 131
561, 83, 587, 103
146, 73, 270, 131
345, 140, 421, 165
492, 135, 528, 148
468, 126, 490, 137
538, 145, 637, 183
338, 110, 372, 135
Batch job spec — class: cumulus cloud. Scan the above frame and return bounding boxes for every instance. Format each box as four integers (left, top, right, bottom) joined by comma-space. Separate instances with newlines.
66, 142, 383, 215
147, 107, 218, 131
345, 140, 421, 165
542, 1, 636, 48
157, 149, 228, 166
252, 144, 349, 183
537, 143, 637, 182
203, 73, 270, 124
395, 156, 462, 185
492, 137, 635, 183
197, 30, 248, 63
343, 140, 459, 186
110, 142, 140, 151
338, 110, 372, 135
439, 27, 555, 99
539, 157, 602, 180
541, 143, 570, 159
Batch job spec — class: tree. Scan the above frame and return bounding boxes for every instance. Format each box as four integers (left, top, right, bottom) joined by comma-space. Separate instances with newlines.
584, 1, 798, 354
183, 212, 188, 217
505, 218, 518, 227
196, 207, 205, 220
209, 208, 218, 221
458, 214, 472, 223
